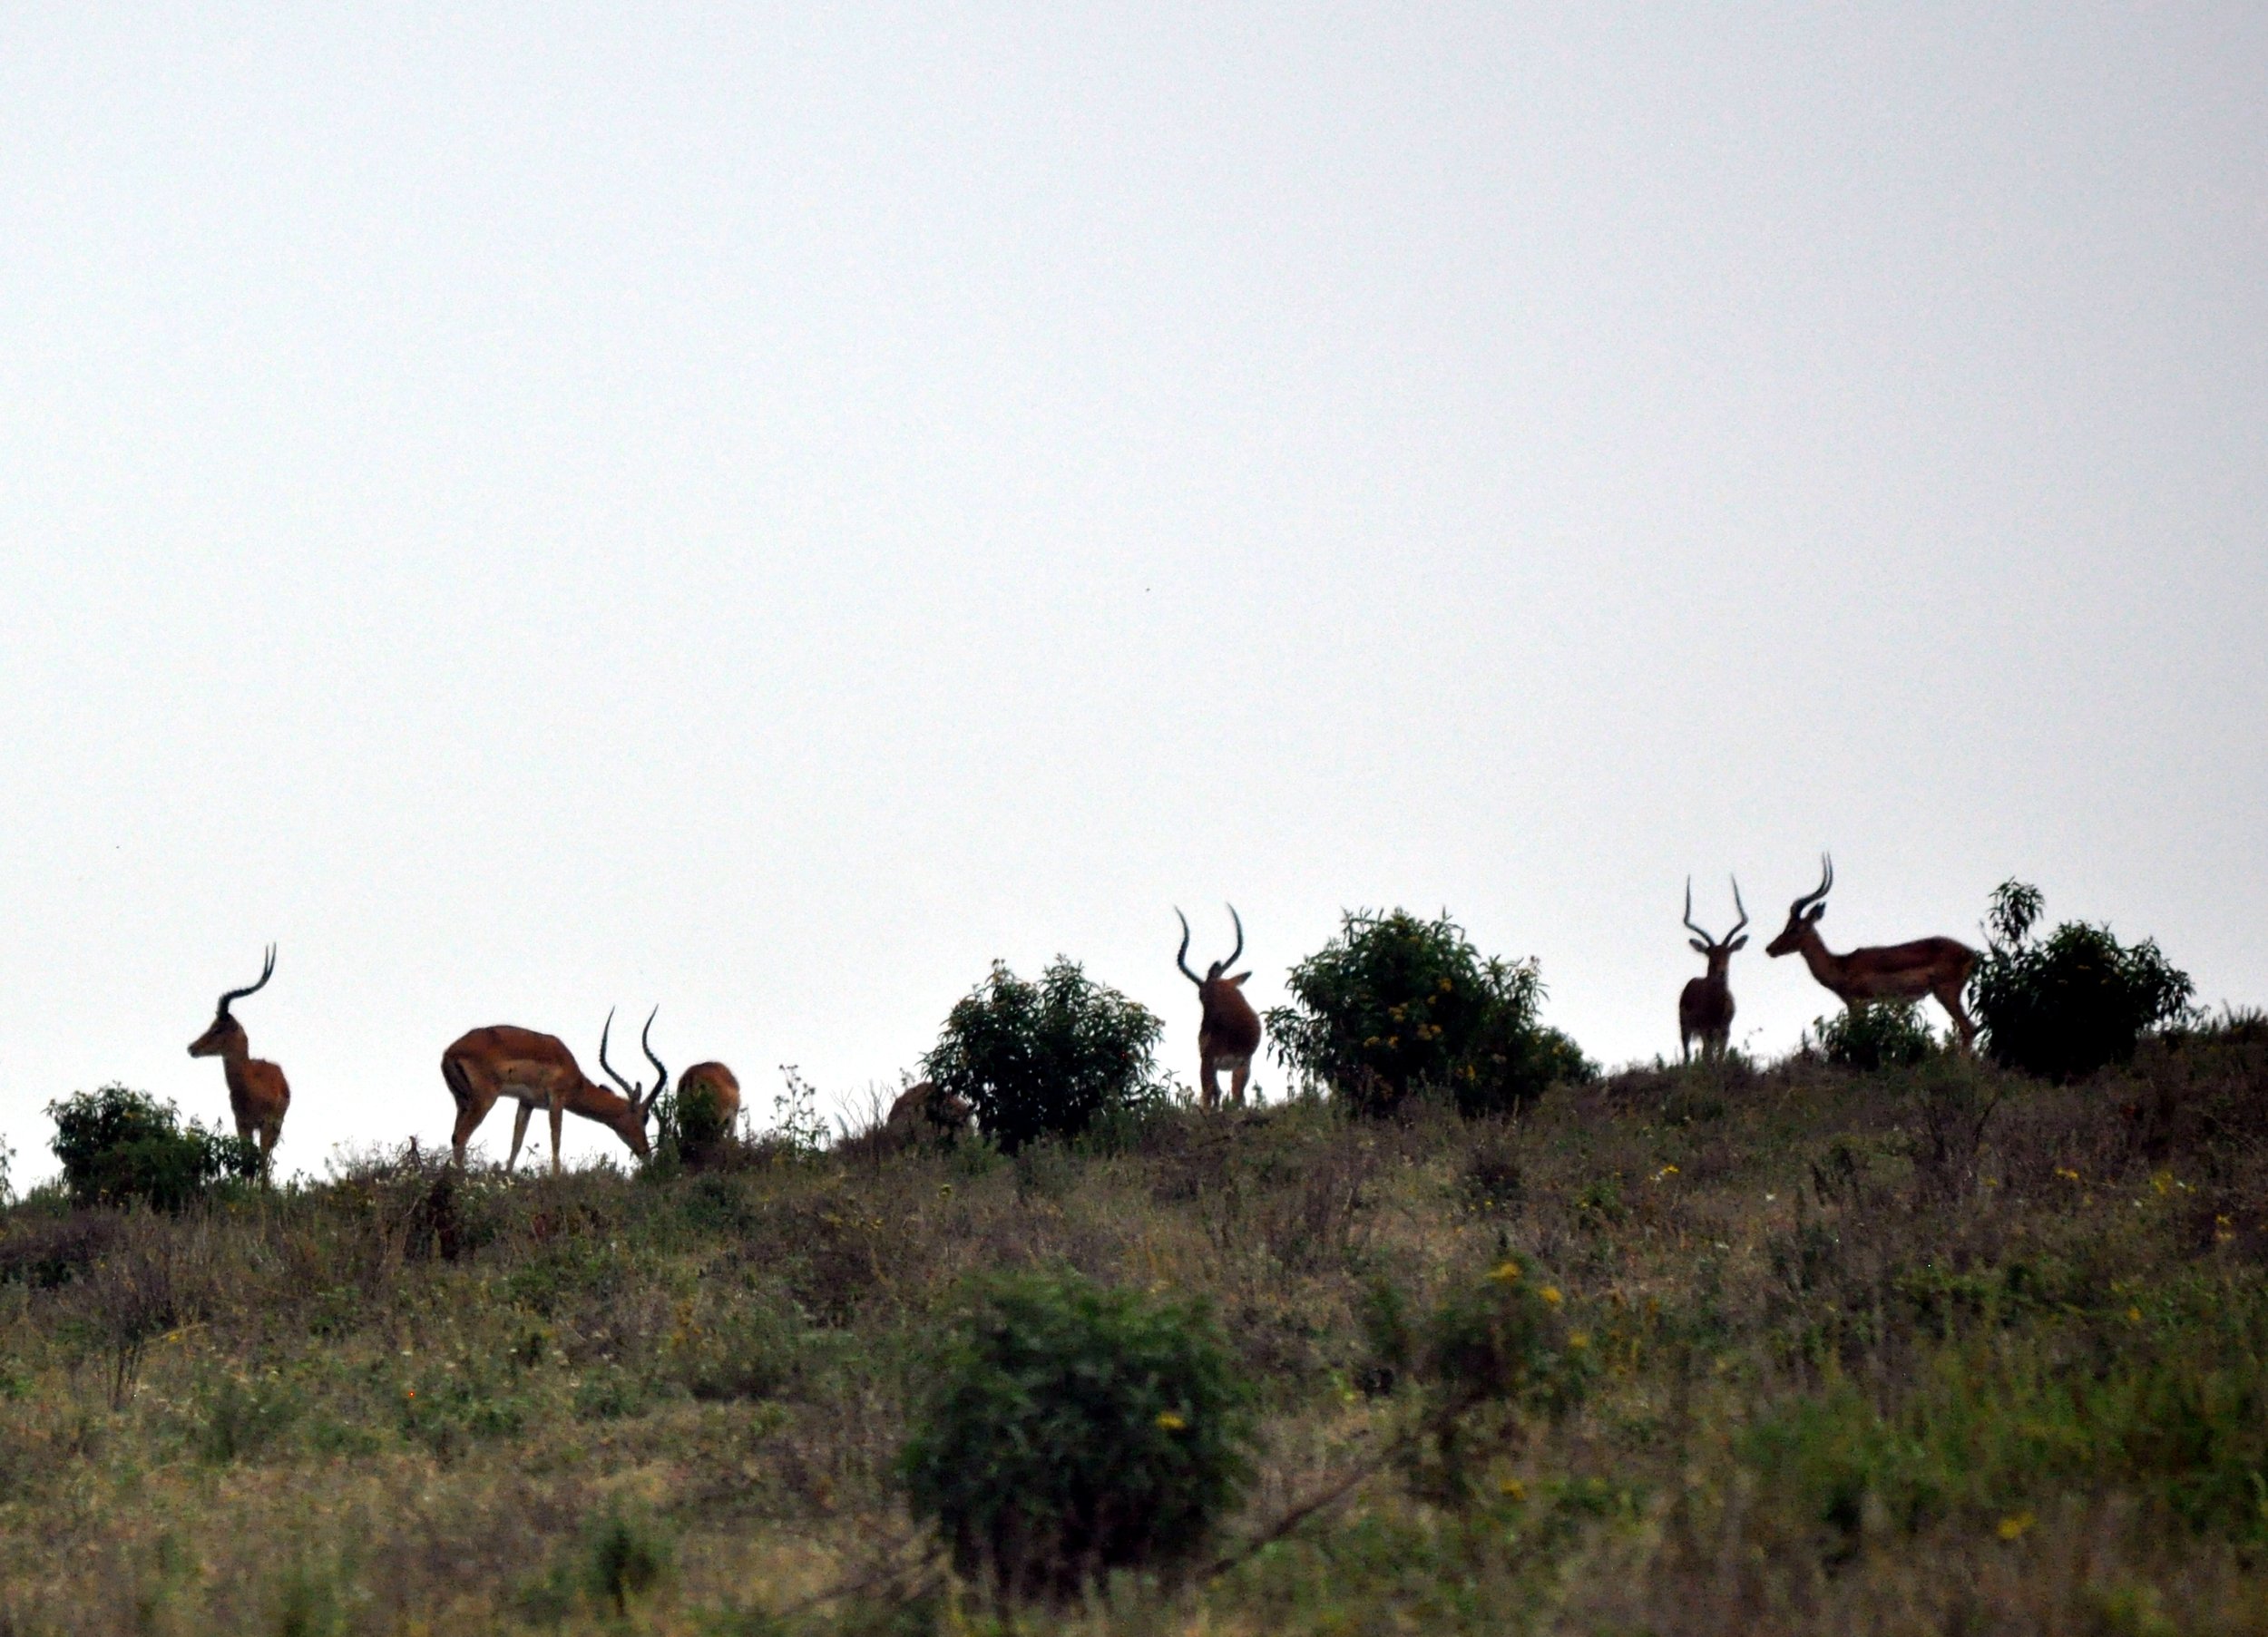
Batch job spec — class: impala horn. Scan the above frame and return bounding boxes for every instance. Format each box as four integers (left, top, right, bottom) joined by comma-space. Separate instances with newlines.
1788, 853, 1833, 918
215, 944, 277, 1019
1175, 910, 1202, 986
638, 1008, 669, 1116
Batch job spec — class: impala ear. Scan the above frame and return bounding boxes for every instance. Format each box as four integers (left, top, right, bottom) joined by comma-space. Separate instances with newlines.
1728, 934, 1748, 951
1229, 971, 1251, 987
1688, 939, 1709, 955
1806, 903, 1826, 923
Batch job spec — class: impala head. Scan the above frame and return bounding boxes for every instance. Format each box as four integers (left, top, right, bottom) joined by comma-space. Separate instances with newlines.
1683, 877, 1749, 973
598, 1006, 670, 1159
1176, 905, 1251, 995
1765, 854, 1833, 958
189, 944, 276, 1059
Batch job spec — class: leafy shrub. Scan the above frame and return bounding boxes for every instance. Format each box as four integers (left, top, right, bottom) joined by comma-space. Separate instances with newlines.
1971, 881, 2195, 1082
581, 1507, 672, 1618
899, 1269, 1257, 1594
922, 960, 1164, 1154
45, 1085, 259, 1212
1810, 1002, 1937, 1071
1266, 910, 1592, 1117
1363, 1256, 1594, 1503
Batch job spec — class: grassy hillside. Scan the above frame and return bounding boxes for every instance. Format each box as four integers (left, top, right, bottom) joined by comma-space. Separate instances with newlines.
4, 1024, 2267, 1634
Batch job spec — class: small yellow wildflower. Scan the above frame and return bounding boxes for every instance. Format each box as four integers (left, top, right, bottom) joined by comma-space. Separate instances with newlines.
1996, 1511, 2035, 1542
1156, 1411, 1187, 1432
1540, 1286, 1563, 1307
1498, 1477, 1526, 1500
2151, 1171, 2174, 1196
2126, 1306, 2144, 1324
1569, 1331, 1590, 1350
2055, 1167, 2080, 1183
1488, 1261, 1522, 1284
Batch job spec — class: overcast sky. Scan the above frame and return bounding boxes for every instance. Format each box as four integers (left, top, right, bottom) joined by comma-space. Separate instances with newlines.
3, 5, 2262, 1184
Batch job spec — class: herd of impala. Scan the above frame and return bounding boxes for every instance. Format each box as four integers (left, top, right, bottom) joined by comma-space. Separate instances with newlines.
186, 857, 1980, 1179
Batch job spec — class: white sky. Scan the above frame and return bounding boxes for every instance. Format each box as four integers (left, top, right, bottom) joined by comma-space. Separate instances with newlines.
3, 5, 2263, 1184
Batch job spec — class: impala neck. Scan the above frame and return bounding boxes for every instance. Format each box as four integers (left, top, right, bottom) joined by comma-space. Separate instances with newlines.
1791, 921, 1850, 990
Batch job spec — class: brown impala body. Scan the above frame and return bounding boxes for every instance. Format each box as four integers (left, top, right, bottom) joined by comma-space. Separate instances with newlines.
187, 944, 290, 1179
442, 1009, 667, 1173
1765, 856, 1980, 1050
1177, 905, 1263, 1109
1677, 879, 1748, 1065
885, 1079, 975, 1142
675, 1061, 742, 1133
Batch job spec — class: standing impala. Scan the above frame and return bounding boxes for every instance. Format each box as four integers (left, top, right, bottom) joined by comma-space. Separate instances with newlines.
442, 1008, 668, 1173
1766, 855, 1980, 1049
1678, 878, 1748, 1065
1176, 905, 1263, 1109
187, 944, 289, 1179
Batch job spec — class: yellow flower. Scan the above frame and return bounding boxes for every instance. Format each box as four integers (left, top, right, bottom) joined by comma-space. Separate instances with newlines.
2126, 1306, 2144, 1324
1569, 1331, 1590, 1350
1488, 1261, 1522, 1284
1540, 1286, 1563, 1307
1996, 1511, 2035, 1542
1498, 1476, 1526, 1500
2055, 1167, 2081, 1183
1156, 1411, 1186, 1432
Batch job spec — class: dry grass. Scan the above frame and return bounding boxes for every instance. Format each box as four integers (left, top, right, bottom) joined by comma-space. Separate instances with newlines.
2, 1023, 2265, 1633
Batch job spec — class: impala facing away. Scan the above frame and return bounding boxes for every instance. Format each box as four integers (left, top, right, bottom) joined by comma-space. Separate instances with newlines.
187, 944, 289, 1179
1765, 855, 1980, 1050
1678, 878, 1748, 1065
674, 1061, 742, 1135
885, 1079, 975, 1144
442, 1009, 668, 1174
1177, 905, 1263, 1109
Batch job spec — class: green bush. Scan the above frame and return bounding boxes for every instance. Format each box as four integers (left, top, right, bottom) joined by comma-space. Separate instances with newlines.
1971, 881, 2195, 1082
1363, 1256, 1594, 1503
45, 1085, 259, 1212
922, 960, 1164, 1154
899, 1268, 1257, 1594
1810, 1002, 1937, 1071
1265, 910, 1592, 1117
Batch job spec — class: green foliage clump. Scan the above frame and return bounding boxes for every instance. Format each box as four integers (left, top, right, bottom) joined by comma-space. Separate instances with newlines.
923, 960, 1164, 1154
1364, 1256, 1594, 1503
45, 1085, 259, 1212
1972, 881, 2195, 1082
1266, 910, 1592, 1117
1810, 1002, 1937, 1071
899, 1268, 1257, 1594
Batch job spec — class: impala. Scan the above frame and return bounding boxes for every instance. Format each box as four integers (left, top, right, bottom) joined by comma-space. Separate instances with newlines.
1176, 905, 1263, 1109
441, 1008, 668, 1173
1678, 878, 1748, 1065
885, 1078, 975, 1143
187, 944, 289, 1179
675, 1060, 742, 1135
1765, 855, 1980, 1049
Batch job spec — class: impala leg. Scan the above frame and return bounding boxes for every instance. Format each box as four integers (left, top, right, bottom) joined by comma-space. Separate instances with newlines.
549, 1098, 565, 1175
1229, 1057, 1250, 1107
504, 1103, 533, 1173
1199, 1055, 1221, 1111
1936, 983, 1980, 1054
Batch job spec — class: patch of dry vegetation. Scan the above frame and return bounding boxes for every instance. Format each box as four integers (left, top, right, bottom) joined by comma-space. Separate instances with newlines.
3, 1018, 2266, 1633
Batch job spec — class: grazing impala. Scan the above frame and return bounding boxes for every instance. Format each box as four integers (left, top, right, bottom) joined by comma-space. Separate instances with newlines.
442, 1009, 668, 1173
672, 1058, 741, 1161
1766, 855, 1980, 1050
1678, 878, 1748, 1065
1176, 905, 1264, 1109
885, 1079, 975, 1144
187, 944, 289, 1179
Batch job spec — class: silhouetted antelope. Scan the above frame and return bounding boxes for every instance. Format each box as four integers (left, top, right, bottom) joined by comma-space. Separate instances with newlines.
1766, 855, 1979, 1050
441, 1008, 668, 1173
1176, 905, 1263, 1109
187, 944, 290, 1180
1678, 878, 1748, 1065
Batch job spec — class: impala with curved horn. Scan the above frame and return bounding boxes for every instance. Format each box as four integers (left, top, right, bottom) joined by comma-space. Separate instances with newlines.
1678, 878, 1748, 1065
441, 1008, 668, 1174
1176, 905, 1263, 1109
1765, 855, 1980, 1049
187, 944, 290, 1179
